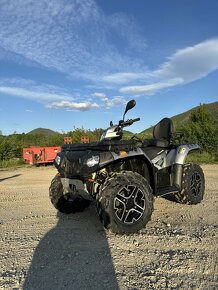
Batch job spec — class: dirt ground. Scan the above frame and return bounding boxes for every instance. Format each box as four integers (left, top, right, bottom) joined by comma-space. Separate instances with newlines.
0, 165, 217, 290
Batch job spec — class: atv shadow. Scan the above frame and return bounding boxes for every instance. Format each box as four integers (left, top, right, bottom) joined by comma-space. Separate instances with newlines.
23, 204, 119, 290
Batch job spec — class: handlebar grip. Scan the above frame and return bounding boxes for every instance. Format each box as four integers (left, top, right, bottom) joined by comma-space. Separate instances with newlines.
132, 118, 140, 122
123, 118, 140, 126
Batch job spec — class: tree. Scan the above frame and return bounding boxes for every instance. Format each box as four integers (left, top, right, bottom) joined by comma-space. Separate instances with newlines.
177, 104, 218, 153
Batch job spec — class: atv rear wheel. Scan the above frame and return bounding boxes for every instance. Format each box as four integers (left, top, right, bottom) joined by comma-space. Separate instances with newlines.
49, 175, 91, 213
175, 164, 205, 204
97, 171, 153, 234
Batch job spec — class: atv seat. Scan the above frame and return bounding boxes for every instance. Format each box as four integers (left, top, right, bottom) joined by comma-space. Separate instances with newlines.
144, 118, 173, 148
153, 117, 173, 147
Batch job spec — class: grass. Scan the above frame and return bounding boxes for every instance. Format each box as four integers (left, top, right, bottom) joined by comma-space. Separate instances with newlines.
186, 151, 218, 164
0, 159, 25, 168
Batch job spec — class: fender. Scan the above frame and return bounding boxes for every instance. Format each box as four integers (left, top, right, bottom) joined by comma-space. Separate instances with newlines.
97, 147, 146, 167
98, 148, 156, 193
174, 144, 200, 165
170, 144, 200, 189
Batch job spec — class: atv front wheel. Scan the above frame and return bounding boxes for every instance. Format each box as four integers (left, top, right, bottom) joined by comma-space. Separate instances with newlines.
49, 175, 91, 213
175, 164, 205, 204
97, 171, 153, 234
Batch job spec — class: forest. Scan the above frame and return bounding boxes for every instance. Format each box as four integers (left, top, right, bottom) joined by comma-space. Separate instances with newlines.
0, 104, 217, 167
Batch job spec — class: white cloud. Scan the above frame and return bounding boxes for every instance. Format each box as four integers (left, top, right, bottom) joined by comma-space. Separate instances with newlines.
120, 38, 218, 95
91, 92, 107, 100
0, 86, 72, 103
120, 78, 183, 94
155, 38, 218, 81
92, 92, 127, 108
47, 100, 99, 111
0, 84, 100, 111
104, 96, 127, 109
1, 1, 216, 101
108, 13, 147, 52
0, 0, 146, 82
101, 72, 149, 85
25, 109, 33, 113
47, 95, 127, 111
0, 78, 127, 111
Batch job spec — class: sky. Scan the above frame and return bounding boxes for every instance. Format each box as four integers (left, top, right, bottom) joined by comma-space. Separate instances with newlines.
0, 0, 218, 135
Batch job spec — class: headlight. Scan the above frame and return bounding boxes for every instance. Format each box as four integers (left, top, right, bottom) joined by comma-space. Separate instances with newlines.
86, 155, 100, 167
55, 155, 61, 165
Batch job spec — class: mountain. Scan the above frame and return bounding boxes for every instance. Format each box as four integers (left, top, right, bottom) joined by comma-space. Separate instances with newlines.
140, 101, 218, 135
28, 128, 59, 135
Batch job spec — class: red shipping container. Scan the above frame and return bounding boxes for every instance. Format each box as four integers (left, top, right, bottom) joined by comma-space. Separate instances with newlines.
23, 146, 61, 165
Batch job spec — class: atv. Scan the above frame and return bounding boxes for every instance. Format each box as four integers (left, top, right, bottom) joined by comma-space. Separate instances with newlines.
49, 100, 205, 234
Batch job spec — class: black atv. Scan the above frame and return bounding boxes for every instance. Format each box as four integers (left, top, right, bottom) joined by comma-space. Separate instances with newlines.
49, 100, 205, 234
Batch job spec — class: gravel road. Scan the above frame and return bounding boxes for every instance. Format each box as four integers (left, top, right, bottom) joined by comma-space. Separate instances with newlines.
0, 165, 217, 290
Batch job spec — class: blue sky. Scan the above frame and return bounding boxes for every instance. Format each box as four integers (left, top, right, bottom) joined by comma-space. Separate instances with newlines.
0, 0, 218, 135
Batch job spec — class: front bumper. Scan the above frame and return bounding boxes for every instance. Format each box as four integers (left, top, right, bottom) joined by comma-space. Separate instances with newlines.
61, 177, 93, 200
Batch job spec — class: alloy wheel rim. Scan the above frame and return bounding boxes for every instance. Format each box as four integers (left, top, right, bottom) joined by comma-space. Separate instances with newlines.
114, 185, 146, 224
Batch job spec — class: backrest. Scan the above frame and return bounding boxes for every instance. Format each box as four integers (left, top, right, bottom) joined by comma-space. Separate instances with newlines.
153, 118, 173, 142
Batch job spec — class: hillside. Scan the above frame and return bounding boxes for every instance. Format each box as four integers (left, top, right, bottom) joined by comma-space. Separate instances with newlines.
140, 101, 218, 135
28, 128, 59, 136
